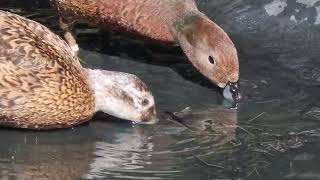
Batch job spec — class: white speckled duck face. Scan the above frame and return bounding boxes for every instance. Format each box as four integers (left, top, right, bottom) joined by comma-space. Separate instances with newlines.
87, 69, 158, 124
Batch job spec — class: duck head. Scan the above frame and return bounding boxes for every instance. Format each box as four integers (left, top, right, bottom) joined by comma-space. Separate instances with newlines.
86, 69, 158, 124
174, 12, 241, 102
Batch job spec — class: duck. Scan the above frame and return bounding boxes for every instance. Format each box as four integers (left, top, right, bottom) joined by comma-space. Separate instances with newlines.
49, 0, 241, 102
164, 106, 237, 146
0, 10, 158, 130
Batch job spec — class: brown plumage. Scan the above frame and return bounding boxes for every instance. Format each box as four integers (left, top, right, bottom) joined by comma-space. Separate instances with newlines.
50, 0, 241, 101
50, 0, 176, 42
0, 10, 157, 130
0, 10, 95, 129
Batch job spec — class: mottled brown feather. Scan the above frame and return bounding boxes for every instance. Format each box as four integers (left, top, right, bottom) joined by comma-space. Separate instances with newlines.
0, 10, 95, 129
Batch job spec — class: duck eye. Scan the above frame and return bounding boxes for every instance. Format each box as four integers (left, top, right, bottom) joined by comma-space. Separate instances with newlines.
208, 56, 215, 64
141, 99, 149, 106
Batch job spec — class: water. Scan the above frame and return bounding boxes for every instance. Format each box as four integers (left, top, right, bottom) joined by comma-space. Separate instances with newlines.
1, 0, 320, 179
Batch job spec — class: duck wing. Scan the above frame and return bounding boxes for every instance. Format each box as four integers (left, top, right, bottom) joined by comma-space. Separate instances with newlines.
0, 10, 82, 71
0, 10, 95, 129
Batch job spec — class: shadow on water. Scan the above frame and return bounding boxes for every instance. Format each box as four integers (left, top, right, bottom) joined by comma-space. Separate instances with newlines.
1, 0, 320, 179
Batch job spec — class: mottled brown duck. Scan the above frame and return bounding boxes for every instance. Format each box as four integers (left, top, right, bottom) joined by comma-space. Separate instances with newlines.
49, 0, 241, 102
0, 10, 158, 130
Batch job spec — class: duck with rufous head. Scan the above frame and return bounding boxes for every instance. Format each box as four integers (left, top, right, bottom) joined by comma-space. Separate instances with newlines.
50, 0, 241, 102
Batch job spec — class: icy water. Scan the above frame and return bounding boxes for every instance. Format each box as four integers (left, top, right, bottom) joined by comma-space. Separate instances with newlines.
1, 0, 320, 179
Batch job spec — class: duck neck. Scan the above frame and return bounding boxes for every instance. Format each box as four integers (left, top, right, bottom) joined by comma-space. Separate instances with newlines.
84, 68, 109, 112
172, 11, 205, 36
163, 0, 201, 37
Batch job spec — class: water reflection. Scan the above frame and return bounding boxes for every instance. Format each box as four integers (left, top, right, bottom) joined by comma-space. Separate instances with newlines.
85, 119, 161, 179
0, 105, 238, 180
164, 106, 237, 147
86, 106, 238, 179
283, 149, 320, 180
0, 128, 94, 179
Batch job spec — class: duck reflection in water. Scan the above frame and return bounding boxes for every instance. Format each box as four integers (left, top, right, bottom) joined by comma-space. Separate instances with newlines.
163, 106, 238, 147
0, 106, 237, 179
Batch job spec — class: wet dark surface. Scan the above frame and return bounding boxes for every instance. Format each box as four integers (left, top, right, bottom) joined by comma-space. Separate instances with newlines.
1, 0, 320, 179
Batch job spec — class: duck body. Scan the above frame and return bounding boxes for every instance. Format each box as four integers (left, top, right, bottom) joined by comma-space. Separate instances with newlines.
0, 10, 157, 129
50, 0, 198, 43
50, 0, 241, 102
0, 10, 95, 129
